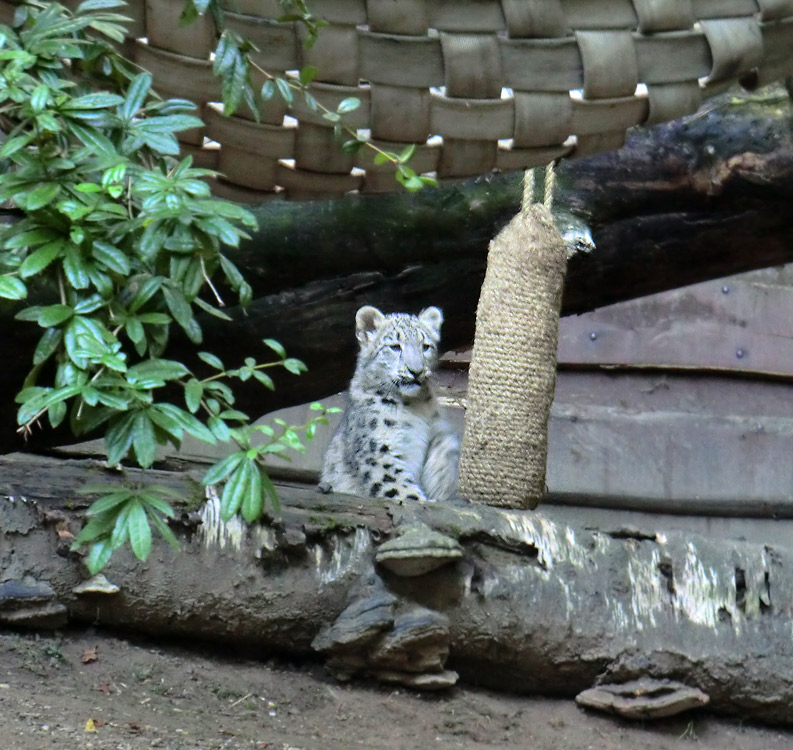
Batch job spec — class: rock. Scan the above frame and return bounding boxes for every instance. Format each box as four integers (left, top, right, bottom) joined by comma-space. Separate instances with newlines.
375, 523, 463, 577
576, 679, 710, 720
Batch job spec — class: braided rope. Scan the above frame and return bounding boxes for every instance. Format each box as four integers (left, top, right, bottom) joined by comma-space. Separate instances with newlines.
459, 162, 567, 509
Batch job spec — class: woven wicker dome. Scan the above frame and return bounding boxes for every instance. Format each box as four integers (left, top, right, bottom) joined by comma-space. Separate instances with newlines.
7, 0, 792, 200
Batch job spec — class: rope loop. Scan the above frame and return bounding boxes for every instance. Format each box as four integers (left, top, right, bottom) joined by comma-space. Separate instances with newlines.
522, 162, 557, 216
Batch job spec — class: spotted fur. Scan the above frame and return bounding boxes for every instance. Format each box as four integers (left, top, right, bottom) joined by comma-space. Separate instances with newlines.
320, 305, 459, 502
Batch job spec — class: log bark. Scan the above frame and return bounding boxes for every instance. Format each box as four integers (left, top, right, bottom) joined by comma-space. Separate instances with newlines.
3, 452, 793, 724
3, 91, 793, 453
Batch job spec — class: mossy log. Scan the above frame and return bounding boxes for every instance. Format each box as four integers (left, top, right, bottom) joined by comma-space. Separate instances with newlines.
3, 91, 793, 453
3, 453, 793, 724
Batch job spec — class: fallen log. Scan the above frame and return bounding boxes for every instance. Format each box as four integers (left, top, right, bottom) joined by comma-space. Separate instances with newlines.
3, 90, 793, 453
2, 452, 793, 724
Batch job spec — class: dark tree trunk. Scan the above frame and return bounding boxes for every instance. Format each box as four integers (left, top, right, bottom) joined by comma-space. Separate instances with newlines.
3, 90, 793, 453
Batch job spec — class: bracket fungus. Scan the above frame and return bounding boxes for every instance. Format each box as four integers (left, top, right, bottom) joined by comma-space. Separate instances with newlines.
374, 523, 463, 577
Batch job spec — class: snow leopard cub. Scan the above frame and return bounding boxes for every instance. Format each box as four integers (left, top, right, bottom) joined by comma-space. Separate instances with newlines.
320, 305, 459, 502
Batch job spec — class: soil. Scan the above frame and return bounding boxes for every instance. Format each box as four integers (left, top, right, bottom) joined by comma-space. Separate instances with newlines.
1, 628, 792, 750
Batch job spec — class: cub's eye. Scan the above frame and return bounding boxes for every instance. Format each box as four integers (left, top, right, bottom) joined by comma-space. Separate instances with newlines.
423, 344, 432, 352
389, 343, 402, 352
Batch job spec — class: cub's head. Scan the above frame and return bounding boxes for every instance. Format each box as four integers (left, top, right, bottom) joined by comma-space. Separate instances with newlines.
353, 305, 443, 400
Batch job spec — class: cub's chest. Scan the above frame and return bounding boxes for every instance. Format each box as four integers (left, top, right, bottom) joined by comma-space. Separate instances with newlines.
368, 402, 435, 475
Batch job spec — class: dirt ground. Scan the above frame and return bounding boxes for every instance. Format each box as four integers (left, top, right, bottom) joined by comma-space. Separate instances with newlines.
1, 628, 791, 750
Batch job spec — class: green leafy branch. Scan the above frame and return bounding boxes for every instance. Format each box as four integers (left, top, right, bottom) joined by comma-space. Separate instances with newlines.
1, 0, 337, 575
187, 0, 437, 192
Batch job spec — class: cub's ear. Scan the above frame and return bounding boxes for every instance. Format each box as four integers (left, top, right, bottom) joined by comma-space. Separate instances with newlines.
355, 306, 385, 345
418, 306, 443, 339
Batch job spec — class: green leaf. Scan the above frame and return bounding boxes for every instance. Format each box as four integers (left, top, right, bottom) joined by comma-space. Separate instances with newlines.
24, 183, 60, 210
185, 378, 204, 413
127, 358, 189, 384
92, 241, 131, 274
105, 411, 136, 465
218, 409, 247, 422
48, 400, 67, 428
280, 428, 306, 453
132, 411, 157, 468
261, 469, 281, 514
96, 392, 132, 410
70, 122, 117, 156
35, 113, 60, 133
162, 285, 193, 328
136, 114, 203, 134
241, 462, 264, 522
127, 500, 153, 561
30, 84, 50, 112
218, 254, 244, 289
275, 78, 294, 105
283, 357, 307, 375
253, 369, 274, 390
129, 275, 164, 312
3, 227, 59, 250
148, 510, 180, 550
337, 97, 360, 114
193, 296, 232, 321
37, 304, 73, 327
0, 134, 32, 158
198, 351, 224, 370
73, 294, 105, 315
0, 276, 27, 300
156, 403, 216, 444
262, 338, 286, 359
65, 92, 125, 110
110, 502, 132, 548
78, 0, 128, 10
299, 66, 318, 85
137, 312, 171, 325
73, 510, 117, 544
141, 131, 180, 155
398, 143, 417, 163
17, 384, 82, 425
145, 406, 183, 444
202, 451, 244, 485
125, 316, 144, 344
208, 415, 231, 442
33, 328, 63, 365
85, 540, 114, 574
140, 491, 178, 516
220, 461, 251, 521
85, 489, 135, 516
341, 139, 364, 154
120, 72, 151, 121
261, 80, 275, 101
63, 244, 90, 289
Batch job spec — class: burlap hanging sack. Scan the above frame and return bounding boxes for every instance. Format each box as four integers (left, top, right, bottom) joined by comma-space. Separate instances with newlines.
458, 203, 567, 509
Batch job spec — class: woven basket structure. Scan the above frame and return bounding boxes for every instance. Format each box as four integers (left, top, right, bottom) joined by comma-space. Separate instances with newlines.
4, 0, 791, 200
